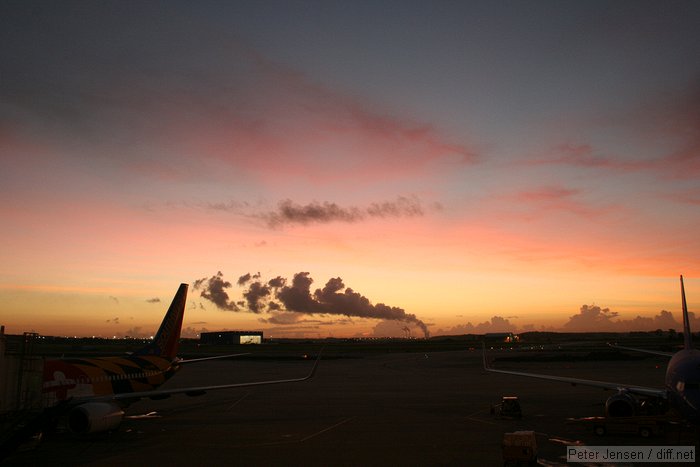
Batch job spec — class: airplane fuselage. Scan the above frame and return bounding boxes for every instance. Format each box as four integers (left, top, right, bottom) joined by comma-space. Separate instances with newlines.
19, 283, 318, 439
42, 355, 180, 405
665, 348, 700, 420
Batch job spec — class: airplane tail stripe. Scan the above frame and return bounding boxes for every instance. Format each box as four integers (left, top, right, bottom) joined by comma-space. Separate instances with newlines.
134, 283, 188, 359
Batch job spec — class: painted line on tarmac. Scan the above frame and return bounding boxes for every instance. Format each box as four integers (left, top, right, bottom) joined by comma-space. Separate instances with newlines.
229, 416, 358, 448
226, 392, 251, 411
300, 416, 357, 442
465, 408, 490, 418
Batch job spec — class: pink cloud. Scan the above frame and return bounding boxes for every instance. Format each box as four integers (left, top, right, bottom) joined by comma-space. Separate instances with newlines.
526, 142, 654, 172
516, 186, 579, 203
665, 188, 700, 205
5, 33, 477, 188
505, 185, 604, 219
521, 82, 700, 180
657, 89, 700, 179
111, 45, 478, 185
246, 43, 478, 166
437, 196, 700, 277
175, 104, 475, 187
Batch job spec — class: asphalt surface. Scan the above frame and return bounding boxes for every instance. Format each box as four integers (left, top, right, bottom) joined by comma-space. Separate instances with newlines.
3, 348, 698, 466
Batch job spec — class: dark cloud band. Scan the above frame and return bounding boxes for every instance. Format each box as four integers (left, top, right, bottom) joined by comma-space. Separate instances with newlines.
193, 271, 430, 337
263, 196, 433, 228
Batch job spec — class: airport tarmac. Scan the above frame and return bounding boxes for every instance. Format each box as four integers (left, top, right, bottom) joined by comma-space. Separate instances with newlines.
4, 347, 699, 466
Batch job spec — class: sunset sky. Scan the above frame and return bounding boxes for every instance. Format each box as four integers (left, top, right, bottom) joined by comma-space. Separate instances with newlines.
2, 1, 700, 339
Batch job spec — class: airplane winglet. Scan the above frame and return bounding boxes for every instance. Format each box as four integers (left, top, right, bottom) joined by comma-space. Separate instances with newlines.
681, 275, 692, 350
482, 342, 490, 370
306, 347, 323, 380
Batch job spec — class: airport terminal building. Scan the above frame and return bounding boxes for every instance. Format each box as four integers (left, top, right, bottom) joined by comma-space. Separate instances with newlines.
199, 331, 263, 345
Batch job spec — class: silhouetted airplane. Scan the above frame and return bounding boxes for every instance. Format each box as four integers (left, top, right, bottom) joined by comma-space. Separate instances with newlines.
484, 276, 699, 421
41, 283, 319, 434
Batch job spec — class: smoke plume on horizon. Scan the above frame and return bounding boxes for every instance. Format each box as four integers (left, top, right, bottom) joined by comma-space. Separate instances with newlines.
193, 271, 429, 337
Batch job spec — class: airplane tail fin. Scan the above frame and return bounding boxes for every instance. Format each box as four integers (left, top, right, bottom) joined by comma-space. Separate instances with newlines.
681, 275, 692, 350
134, 283, 188, 359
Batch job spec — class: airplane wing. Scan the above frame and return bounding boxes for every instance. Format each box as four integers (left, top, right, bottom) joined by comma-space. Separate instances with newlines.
178, 353, 251, 364
482, 346, 666, 399
607, 343, 675, 357
91, 352, 321, 403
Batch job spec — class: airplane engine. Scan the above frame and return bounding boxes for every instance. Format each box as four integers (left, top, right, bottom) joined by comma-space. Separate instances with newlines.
605, 392, 638, 417
68, 402, 125, 434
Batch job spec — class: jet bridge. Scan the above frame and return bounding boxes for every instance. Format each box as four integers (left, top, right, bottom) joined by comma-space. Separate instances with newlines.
0, 328, 44, 414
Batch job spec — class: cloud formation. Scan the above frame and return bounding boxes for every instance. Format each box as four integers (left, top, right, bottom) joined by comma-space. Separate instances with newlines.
562, 304, 619, 331
438, 307, 698, 336
261, 196, 435, 228
656, 85, 700, 180
193, 271, 240, 311
561, 305, 695, 332
526, 82, 700, 181
511, 185, 601, 218
1, 4, 476, 188
439, 316, 518, 335
194, 271, 430, 337
528, 143, 653, 172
